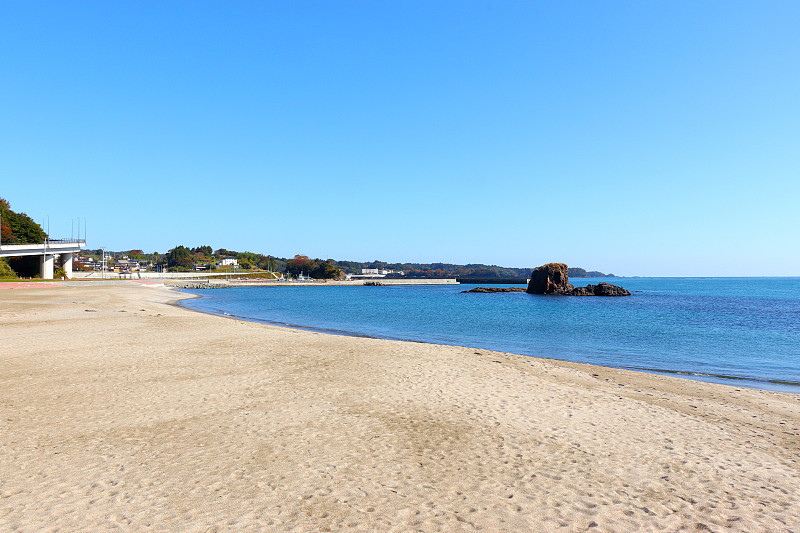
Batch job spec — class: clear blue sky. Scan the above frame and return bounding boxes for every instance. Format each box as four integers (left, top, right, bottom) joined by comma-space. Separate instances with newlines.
2, 2, 798, 276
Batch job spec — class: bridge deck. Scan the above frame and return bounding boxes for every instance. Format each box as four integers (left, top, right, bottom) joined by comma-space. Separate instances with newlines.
0, 241, 86, 258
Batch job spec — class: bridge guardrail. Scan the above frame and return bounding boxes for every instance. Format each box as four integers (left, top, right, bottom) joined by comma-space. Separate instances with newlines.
0, 238, 85, 246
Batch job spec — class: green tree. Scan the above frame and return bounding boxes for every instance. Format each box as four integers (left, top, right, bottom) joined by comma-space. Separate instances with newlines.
285, 255, 313, 277
1, 219, 12, 244
0, 198, 47, 276
0, 258, 16, 278
285, 255, 342, 279
0, 197, 46, 244
166, 245, 194, 271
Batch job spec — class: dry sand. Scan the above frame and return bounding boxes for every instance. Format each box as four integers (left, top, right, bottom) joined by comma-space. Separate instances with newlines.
1, 283, 799, 532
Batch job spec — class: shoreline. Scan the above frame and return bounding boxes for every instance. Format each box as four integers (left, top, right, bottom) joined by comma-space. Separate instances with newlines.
2, 283, 799, 531
176, 287, 800, 394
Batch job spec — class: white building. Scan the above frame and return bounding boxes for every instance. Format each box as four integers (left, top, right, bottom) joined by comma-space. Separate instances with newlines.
361, 268, 398, 276
354, 267, 402, 279
219, 257, 238, 267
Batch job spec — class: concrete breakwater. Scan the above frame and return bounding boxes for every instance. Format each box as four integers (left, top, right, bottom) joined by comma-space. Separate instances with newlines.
327, 279, 459, 286
164, 280, 231, 290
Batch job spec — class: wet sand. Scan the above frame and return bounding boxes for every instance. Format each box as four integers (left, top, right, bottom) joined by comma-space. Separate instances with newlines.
1, 283, 799, 531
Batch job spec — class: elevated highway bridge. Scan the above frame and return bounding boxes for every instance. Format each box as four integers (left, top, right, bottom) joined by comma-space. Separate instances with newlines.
0, 239, 86, 279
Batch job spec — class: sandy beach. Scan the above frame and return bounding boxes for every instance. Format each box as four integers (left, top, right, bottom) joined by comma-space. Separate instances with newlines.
1, 283, 799, 532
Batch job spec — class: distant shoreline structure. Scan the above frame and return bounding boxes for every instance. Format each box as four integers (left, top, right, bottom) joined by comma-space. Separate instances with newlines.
162, 278, 460, 289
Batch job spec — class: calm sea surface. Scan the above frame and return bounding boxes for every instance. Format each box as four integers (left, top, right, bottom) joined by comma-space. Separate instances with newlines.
180, 278, 800, 393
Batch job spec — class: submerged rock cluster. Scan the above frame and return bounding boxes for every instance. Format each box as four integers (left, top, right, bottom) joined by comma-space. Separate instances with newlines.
461, 287, 526, 293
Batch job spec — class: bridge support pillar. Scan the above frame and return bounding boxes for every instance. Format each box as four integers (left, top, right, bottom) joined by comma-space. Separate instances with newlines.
41, 254, 54, 280
62, 252, 74, 279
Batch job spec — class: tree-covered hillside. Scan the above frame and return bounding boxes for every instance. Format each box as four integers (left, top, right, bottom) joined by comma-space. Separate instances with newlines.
327, 260, 614, 279
0, 198, 48, 277
0, 197, 46, 245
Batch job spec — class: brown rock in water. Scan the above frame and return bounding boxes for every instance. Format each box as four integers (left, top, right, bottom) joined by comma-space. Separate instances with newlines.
462, 287, 526, 293
526, 263, 574, 295
569, 282, 631, 296
527, 263, 631, 296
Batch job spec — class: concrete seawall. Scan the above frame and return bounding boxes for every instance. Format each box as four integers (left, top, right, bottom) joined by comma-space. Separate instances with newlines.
296, 279, 458, 286
72, 271, 249, 280
163, 278, 459, 289
73, 271, 458, 286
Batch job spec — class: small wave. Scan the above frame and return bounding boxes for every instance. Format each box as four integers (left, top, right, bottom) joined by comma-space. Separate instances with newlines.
630, 366, 800, 390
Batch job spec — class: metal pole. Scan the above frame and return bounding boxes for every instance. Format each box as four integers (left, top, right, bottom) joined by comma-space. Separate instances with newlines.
43, 223, 48, 278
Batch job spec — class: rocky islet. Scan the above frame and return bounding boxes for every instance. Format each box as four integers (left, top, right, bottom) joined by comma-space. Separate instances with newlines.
465, 263, 630, 296
526, 262, 630, 296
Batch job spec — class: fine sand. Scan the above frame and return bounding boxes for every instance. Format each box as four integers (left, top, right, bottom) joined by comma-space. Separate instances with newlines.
1, 284, 799, 532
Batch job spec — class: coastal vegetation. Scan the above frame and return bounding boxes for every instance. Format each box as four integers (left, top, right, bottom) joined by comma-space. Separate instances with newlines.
333, 260, 613, 279
285, 255, 344, 280
165, 245, 196, 271
0, 258, 15, 278
79, 245, 617, 280
566, 267, 615, 278
0, 198, 48, 277
0, 198, 47, 245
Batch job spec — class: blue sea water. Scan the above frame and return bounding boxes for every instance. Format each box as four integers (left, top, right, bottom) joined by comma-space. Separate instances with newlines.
179, 278, 800, 393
